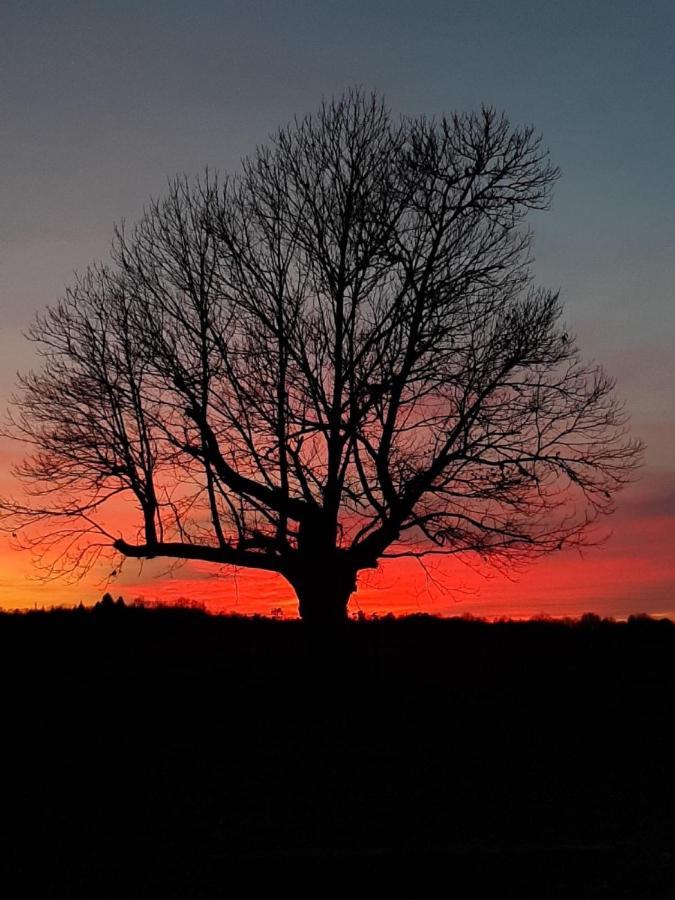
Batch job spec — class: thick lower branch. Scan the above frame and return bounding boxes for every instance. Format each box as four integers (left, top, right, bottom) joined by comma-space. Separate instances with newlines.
113, 538, 285, 573
185, 408, 309, 522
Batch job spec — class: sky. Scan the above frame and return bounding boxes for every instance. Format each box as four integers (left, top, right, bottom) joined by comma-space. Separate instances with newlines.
1, 0, 673, 617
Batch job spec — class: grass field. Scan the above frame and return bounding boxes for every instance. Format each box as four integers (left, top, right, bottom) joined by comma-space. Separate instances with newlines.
1, 606, 673, 896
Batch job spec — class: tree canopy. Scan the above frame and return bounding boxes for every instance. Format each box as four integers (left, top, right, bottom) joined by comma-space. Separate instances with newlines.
2, 90, 642, 622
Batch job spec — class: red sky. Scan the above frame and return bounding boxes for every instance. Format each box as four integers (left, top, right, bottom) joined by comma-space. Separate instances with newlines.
2, 330, 672, 620
1, 468, 672, 620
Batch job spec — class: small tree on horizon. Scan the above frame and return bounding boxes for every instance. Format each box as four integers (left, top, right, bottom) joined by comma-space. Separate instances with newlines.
1, 90, 642, 623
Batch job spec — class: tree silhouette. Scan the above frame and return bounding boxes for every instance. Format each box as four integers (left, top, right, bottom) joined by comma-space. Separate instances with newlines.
2, 90, 641, 622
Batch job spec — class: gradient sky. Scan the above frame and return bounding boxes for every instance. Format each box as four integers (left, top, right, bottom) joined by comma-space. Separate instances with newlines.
1, 0, 673, 616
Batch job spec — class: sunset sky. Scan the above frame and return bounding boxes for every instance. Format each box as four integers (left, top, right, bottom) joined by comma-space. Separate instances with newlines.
1, 0, 673, 617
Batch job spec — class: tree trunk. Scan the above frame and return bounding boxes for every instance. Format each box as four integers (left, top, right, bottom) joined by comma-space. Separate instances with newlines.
289, 555, 357, 624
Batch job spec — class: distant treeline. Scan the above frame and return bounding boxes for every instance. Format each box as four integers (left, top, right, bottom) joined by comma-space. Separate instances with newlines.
0, 591, 672, 630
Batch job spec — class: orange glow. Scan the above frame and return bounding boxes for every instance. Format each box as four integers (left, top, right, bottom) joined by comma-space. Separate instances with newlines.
1, 505, 672, 620
1, 444, 673, 620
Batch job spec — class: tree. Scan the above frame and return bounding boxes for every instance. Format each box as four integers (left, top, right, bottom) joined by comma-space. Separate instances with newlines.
2, 90, 642, 623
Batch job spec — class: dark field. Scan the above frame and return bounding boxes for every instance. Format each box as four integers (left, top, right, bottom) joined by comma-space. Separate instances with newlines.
1, 606, 674, 896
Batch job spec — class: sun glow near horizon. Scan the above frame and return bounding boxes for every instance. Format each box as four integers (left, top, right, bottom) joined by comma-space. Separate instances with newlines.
1, 485, 672, 620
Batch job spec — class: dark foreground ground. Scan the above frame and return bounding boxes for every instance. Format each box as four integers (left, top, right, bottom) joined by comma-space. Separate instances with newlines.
1, 606, 674, 897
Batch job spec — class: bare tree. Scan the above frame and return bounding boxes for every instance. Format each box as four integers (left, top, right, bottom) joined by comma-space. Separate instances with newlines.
2, 90, 642, 622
